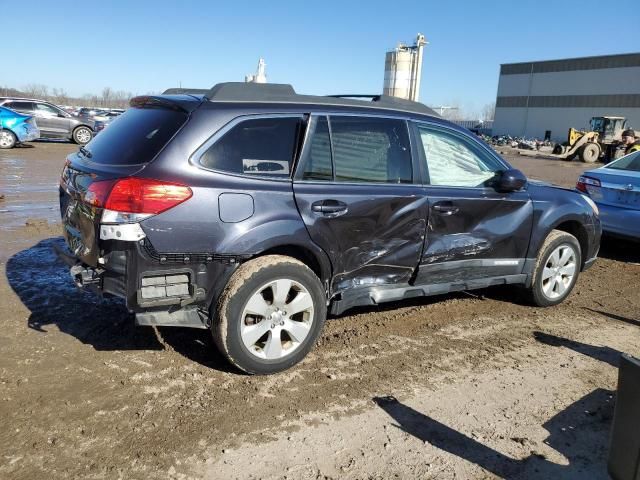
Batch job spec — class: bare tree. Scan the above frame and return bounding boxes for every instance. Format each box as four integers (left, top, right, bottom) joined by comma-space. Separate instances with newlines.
52, 87, 69, 105
23, 83, 49, 99
9, 83, 132, 109
112, 90, 132, 109
101, 87, 113, 107
481, 102, 496, 122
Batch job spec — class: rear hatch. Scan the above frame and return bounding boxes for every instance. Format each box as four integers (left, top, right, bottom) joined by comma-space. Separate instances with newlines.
59, 98, 192, 266
583, 155, 640, 210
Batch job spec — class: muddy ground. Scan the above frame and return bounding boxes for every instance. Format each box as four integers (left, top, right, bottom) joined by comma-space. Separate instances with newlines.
0, 142, 638, 480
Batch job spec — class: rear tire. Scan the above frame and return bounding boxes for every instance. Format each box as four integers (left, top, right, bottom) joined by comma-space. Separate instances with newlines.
526, 230, 581, 307
580, 143, 600, 163
212, 255, 327, 375
72, 126, 93, 145
0, 129, 17, 149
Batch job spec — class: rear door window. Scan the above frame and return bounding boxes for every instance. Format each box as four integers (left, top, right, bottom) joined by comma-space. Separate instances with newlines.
607, 151, 640, 171
329, 116, 412, 183
83, 107, 188, 165
199, 116, 302, 178
5, 101, 34, 112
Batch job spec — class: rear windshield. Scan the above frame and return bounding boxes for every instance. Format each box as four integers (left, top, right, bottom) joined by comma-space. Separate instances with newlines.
606, 151, 640, 172
83, 107, 187, 165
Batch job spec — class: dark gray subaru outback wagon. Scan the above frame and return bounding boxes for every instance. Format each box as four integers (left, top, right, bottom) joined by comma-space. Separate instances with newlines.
59, 82, 601, 374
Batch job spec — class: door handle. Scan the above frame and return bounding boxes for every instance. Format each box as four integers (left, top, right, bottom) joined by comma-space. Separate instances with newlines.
311, 200, 348, 215
433, 203, 459, 215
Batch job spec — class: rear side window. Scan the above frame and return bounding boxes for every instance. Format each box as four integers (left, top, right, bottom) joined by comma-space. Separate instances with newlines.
83, 107, 187, 165
607, 151, 640, 172
199, 116, 301, 177
5, 101, 33, 112
329, 116, 412, 183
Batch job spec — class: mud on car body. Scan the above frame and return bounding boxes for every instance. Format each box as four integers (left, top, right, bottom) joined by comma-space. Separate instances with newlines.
58, 83, 601, 374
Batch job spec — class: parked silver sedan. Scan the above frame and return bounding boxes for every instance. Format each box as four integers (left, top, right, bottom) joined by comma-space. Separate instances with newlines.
577, 151, 640, 240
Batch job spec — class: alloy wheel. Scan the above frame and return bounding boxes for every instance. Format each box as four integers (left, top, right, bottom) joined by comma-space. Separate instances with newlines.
240, 278, 315, 360
0, 130, 15, 148
541, 244, 577, 300
75, 128, 92, 144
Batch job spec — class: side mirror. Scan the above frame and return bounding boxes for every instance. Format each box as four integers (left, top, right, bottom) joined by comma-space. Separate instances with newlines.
496, 169, 527, 192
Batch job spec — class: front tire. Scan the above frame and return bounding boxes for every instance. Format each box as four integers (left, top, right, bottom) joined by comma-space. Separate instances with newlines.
0, 129, 17, 149
72, 126, 93, 145
527, 230, 581, 307
212, 255, 327, 375
579, 143, 600, 163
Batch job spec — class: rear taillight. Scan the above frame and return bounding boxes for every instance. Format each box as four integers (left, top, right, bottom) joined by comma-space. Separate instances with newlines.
86, 179, 116, 207
86, 177, 192, 214
576, 176, 601, 193
104, 178, 192, 214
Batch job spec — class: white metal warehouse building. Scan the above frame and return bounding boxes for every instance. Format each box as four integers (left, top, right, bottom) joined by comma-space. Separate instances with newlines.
492, 52, 640, 142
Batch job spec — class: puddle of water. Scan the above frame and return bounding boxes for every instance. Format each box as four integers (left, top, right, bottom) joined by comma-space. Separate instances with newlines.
3, 183, 58, 194
0, 203, 59, 228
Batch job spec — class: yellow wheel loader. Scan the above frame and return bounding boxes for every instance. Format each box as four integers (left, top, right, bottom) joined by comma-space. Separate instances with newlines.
551, 116, 634, 163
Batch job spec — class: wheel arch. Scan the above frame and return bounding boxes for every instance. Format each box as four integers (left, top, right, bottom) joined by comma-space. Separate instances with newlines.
527, 183, 598, 272
251, 243, 332, 286
548, 219, 589, 268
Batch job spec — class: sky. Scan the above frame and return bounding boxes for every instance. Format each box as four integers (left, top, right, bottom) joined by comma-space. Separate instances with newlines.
2, 0, 638, 117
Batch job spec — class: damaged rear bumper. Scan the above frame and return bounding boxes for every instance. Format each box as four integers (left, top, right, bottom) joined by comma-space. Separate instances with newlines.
54, 240, 242, 329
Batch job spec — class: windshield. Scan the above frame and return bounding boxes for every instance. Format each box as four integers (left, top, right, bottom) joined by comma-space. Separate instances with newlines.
82, 106, 188, 165
590, 118, 604, 131
606, 151, 640, 172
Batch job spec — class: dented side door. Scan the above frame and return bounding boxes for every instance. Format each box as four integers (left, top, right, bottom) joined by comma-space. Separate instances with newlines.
416, 187, 533, 284
293, 114, 428, 295
411, 121, 534, 285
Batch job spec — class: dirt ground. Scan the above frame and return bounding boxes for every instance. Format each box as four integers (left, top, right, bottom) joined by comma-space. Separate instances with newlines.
1, 142, 638, 480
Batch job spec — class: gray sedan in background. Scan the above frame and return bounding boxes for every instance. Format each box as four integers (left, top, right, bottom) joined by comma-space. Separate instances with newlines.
0, 97, 96, 144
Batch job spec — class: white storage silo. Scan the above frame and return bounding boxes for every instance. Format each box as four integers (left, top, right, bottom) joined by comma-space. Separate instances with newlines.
245, 58, 267, 83
383, 34, 427, 101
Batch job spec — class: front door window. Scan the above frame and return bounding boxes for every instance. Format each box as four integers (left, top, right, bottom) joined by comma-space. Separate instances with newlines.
35, 103, 62, 118
417, 126, 503, 187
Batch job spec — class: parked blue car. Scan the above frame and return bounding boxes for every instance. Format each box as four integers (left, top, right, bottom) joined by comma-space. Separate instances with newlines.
0, 106, 40, 148
577, 151, 640, 240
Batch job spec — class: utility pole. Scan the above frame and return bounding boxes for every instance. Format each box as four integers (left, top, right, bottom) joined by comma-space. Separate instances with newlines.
432, 106, 459, 117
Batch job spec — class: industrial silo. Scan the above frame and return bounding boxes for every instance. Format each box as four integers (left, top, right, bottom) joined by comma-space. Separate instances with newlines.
383, 34, 427, 101
245, 58, 267, 83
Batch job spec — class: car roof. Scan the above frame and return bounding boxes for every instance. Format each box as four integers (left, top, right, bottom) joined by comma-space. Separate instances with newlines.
0, 97, 50, 103
160, 82, 440, 118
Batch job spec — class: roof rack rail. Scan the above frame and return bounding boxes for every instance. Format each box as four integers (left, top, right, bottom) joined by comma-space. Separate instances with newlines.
328, 93, 433, 113
327, 94, 382, 100
161, 82, 438, 117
